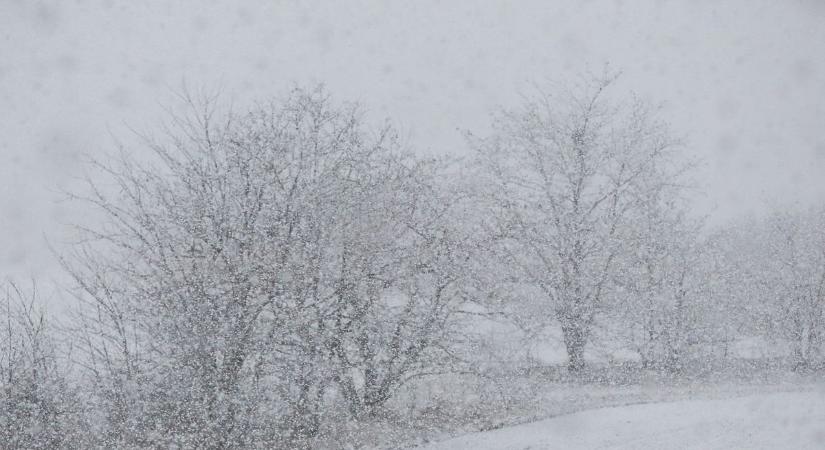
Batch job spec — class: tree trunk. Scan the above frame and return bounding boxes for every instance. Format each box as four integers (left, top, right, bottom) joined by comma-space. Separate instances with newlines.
561, 323, 587, 373
290, 378, 323, 441
792, 345, 807, 372
790, 312, 808, 371
664, 344, 682, 374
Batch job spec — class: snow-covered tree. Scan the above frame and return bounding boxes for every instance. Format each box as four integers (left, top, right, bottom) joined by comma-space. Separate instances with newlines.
702, 209, 825, 368
469, 73, 689, 372
62, 86, 471, 446
0, 281, 84, 449
760, 207, 825, 369
614, 202, 704, 372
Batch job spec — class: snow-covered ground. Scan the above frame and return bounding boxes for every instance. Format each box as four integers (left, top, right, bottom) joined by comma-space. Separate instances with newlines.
418, 390, 825, 449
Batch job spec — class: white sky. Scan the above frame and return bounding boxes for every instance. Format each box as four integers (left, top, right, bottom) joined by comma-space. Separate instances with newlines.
1, 0, 824, 280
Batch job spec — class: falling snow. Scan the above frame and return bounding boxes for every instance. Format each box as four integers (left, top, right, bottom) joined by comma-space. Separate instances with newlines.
1, 1, 824, 449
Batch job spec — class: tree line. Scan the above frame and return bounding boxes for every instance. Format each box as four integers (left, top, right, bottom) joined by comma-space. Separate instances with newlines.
2, 76, 823, 448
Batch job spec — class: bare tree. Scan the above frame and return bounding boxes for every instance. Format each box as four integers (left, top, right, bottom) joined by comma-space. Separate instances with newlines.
0, 281, 84, 449
611, 177, 706, 373
469, 73, 688, 373
322, 157, 472, 418
705, 210, 825, 369
62, 86, 470, 446
761, 208, 825, 370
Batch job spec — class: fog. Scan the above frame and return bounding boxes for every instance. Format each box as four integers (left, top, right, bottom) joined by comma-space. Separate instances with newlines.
2, 0, 824, 279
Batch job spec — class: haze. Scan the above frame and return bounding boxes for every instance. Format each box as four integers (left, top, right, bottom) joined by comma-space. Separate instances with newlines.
1, 0, 824, 278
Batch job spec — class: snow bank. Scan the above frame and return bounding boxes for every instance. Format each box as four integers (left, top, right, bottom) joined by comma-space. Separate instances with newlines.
419, 390, 825, 449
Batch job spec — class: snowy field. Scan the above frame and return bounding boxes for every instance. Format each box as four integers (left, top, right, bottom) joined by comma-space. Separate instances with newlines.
418, 390, 825, 449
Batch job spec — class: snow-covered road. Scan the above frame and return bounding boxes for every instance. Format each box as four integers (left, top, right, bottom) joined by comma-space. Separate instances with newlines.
419, 390, 825, 449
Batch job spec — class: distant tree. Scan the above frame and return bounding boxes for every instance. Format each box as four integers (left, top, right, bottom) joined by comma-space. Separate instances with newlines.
697, 223, 766, 360
469, 72, 689, 373
707, 209, 825, 369
0, 281, 84, 449
761, 208, 825, 370
614, 201, 704, 373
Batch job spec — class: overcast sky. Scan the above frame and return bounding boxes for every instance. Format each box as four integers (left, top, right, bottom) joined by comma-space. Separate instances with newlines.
1, 0, 824, 280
